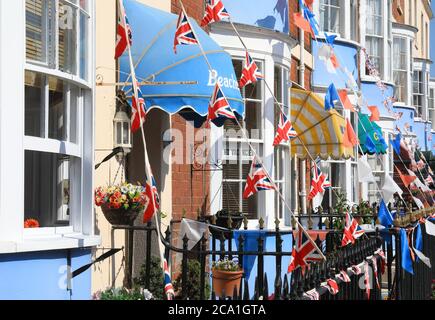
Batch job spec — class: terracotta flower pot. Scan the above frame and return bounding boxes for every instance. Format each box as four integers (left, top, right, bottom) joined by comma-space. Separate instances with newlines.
212, 268, 244, 298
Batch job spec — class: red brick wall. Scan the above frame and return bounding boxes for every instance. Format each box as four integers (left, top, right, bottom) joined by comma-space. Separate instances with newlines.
304, 65, 312, 90
171, 114, 210, 222
392, 0, 405, 24
289, 0, 300, 41
304, 30, 312, 52
291, 56, 300, 84
171, 0, 204, 24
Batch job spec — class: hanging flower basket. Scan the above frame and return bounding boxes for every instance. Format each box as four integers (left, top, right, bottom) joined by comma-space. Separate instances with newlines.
212, 259, 244, 298
95, 183, 147, 226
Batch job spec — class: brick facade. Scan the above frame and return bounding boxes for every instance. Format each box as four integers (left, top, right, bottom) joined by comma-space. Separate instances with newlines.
289, 0, 300, 40
171, 0, 204, 24
291, 55, 300, 84
392, 0, 405, 24
304, 65, 312, 90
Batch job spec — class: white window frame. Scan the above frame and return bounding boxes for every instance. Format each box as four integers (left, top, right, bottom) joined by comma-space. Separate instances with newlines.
393, 36, 408, 103
413, 70, 424, 118
319, 0, 341, 35
22, 0, 94, 242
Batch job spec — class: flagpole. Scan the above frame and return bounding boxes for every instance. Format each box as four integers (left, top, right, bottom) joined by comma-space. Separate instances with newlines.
178, 0, 326, 260
118, 0, 168, 288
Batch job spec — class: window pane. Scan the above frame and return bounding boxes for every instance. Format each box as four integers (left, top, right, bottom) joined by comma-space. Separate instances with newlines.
49, 76, 66, 140
79, 11, 89, 80
26, 0, 53, 63
25, 71, 45, 137
222, 181, 240, 213
59, 0, 77, 74
245, 101, 262, 137
25, 151, 72, 227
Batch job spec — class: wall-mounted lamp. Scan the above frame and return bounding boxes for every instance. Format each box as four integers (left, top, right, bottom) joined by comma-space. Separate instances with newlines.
114, 91, 132, 160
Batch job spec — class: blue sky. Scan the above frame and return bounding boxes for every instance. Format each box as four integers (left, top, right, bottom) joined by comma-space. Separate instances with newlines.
432, 1, 435, 77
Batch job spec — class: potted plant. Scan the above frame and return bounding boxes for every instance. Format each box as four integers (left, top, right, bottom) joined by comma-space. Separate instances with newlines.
212, 258, 244, 298
94, 183, 147, 226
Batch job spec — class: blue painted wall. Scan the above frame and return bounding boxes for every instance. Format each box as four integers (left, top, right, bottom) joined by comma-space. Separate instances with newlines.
360, 82, 395, 117
211, 233, 292, 297
413, 121, 432, 152
0, 249, 92, 300
431, 132, 435, 155
393, 106, 415, 132
313, 40, 359, 89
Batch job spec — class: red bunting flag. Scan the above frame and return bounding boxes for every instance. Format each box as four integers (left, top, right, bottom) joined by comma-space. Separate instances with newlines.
115, 0, 132, 59
368, 106, 380, 121
398, 169, 416, 188
338, 90, 356, 112
292, 13, 314, 37
343, 119, 359, 148
200, 0, 230, 27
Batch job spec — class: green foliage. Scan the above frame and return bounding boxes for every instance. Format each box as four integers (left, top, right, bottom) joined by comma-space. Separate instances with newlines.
212, 258, 241, 272
134, 255, 164, 300
333, 191, 350, 230
358, 200, 374, 224
99, 288, 144, 300
173, 260, 210, 300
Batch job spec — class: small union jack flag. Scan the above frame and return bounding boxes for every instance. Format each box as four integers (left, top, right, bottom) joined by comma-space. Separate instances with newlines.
341, 212, 365, 247
243, 157, 275, 199
273, 113, 297, 146
239, 52, 263, 88
307, 165, 331, 201
174, 10, 198, 53
201, 0, 230, 27
207, 83, 236, 124
143, 174, 160, 223
131, 77, 146, 133
115, 0, 132, 59
164, 259, 175, 300
288, 227, 323, 273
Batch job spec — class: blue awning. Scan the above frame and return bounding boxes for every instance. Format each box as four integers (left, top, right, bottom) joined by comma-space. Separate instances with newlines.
120, 0, 244, 127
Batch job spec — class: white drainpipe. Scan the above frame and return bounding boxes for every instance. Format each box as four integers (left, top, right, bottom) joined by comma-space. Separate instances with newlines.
299, 27, 307, 216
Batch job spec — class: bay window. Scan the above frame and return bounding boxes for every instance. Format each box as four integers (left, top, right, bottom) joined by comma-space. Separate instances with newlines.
222, 59, 264, 219
393, 37, 408, 103
320, 0, 340, 34
24, 0, 92, 230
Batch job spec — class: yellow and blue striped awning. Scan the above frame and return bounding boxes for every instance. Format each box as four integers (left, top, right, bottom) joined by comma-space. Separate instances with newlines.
291, 88, 354, 160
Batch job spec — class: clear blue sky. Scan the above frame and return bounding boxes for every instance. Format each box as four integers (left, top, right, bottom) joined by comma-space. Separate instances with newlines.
432, 1, 435, 77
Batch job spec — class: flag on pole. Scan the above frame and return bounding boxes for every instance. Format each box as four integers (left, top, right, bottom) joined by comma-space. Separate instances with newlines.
163, 259, 175, 300
115, 0, 132, 59
341, 212, 365, 247
307, 165, 331, 201
398, 169, 416, 187
201, 0, 230, 27
400, 229, 414, 275
273, 112, 297, 146
239, 52, 263, 88
243, 157, 275, 199
131, 78, 146, 133
381, 174, 403, 204
288, 226, 323, 273
174, 10, 198, 53
143, 174, 160, 223
391, 133, 402, 155
292, 12, 314, 37
207, 83, 236, 124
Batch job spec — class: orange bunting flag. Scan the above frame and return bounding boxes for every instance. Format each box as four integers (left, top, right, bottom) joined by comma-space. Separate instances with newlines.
398, 170, 416, 188
368, 106, 380, 122
338, 90, 356, 112
330, 53, 340, 69
343, 119, 358, 148
292, 13, 314, 37
304, 0, 314, 10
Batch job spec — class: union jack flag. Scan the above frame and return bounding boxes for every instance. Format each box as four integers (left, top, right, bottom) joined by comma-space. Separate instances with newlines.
273, 112, 297, 146
341, 212, 365, 247
115, 0, 132, 59
173, 10, 198, 53
164, 259, 175, 300
143, 174, 160, 223
325, 279, 339, 295
201, 0, 230, 27
131, 77, 146, 133
207, 83, 236, 123
307, 165, 331, 201
243, 157, 275, 199
239, 52, 263, 88
287, 227, 323, 273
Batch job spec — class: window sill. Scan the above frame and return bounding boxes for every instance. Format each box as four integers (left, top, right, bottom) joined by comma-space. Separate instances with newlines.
0, 233, 101, 254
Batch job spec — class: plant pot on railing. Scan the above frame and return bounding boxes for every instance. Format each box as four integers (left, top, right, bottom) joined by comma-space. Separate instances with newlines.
95, 183, 147, 226
206, 210, 245, 238
212, 259, 244, 298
